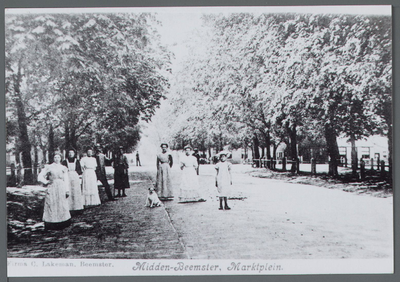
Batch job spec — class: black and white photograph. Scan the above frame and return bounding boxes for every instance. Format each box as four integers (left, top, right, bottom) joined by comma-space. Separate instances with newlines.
5, 5, 393, 277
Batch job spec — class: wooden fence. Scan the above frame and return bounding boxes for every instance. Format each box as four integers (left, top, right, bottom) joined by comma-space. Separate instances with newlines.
252, 157, 390, 180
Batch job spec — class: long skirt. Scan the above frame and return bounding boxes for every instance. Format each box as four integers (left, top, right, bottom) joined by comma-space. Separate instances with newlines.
82, 169, 101, 207
156, 163, 173, 199
178, 167, 202, 203
68, 171, 84, 211
114, 167, 130, 190
43, 179, 71, 223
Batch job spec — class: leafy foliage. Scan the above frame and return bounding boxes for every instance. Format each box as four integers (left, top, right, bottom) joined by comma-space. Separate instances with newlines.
6, 12, 172, 159
166, 12, 391, 174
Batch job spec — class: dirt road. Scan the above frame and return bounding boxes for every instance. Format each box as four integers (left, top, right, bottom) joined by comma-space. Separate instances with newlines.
162, 164, 393, 259
8, 164, 393, 260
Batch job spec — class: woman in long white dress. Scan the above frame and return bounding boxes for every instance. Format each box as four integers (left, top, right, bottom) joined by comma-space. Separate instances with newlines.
62, 149, 84, 214
178, 146, 205, 203
37, 152, 71, 230
80, 149, 101, 207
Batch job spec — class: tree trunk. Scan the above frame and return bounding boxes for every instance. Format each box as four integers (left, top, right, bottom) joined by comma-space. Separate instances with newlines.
324, 123, 339, 177
266, 132, 271, 160
41, 149, 47, 165
71, 127, 78, 151
219, 133, 223, 152
14, 58, 33, 184
350, 134, 358, 177
65, 121, 70, 150
33, 144, 38, 183
260, 129, 272, 160
65, 114, 79, 151
260, 129, 272, 168
272, 143, 277, 170
288, 124, 297, 173
15, 150, 20, 164
284, 140, 290, 159
68, 113, 78, 150
253, 134, 260, 167
49, 124, 55, 163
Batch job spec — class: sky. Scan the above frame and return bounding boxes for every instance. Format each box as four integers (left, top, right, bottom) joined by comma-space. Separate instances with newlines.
156, 11, 203, 61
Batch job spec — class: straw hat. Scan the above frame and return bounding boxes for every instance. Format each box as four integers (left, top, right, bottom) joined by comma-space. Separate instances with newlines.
216, 150, 232, 158
184, 145, 192, 150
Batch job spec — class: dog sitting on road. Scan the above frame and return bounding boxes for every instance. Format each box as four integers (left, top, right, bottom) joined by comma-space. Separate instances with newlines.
145, 187, 162, 208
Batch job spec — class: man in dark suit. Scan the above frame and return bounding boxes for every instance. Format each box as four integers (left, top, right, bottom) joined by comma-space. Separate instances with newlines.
95, 144, 115, 201
192, 148, 201, 175
136, 151, 141, 166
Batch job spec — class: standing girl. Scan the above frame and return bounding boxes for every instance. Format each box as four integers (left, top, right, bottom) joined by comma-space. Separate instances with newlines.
215, 151, 232, 210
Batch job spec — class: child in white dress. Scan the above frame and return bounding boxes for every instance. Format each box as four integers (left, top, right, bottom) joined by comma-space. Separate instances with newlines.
215, 151, 232, 210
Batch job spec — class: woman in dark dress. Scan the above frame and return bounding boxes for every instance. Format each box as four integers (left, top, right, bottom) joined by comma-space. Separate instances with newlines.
156, 143, 174, 200
113, 146, 130, 197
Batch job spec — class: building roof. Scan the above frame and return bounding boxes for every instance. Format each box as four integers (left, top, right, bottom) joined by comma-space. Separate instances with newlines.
337, 135, 388, 150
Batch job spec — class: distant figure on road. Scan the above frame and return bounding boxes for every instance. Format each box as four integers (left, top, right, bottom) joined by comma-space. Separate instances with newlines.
81, 149, 101, 208
62, 149, 84, 215
215, 151, 232, 210
113, 146, 130, 197
192, 148, 201, 175
178, 145, 205, 203
136, 151, 141, 166
156, 143, 174, 201
95, 144, 114, 201
38, 152, 71, 230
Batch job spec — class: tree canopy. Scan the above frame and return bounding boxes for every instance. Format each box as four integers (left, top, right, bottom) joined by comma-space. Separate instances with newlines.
165, 12, 391, 175
6, 12, 171, 155
6, 12, 172, 183
5, 10, 392, 183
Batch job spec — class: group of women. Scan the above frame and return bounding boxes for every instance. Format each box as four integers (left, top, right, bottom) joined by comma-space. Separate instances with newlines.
37, 147, 129, 230
155, 143, 233, 210
37, 143, 233, 230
